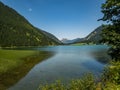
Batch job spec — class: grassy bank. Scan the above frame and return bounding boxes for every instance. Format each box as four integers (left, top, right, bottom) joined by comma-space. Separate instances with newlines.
0, 50, 54, 90
0, 50, 35, 74
71, 42, 95, 46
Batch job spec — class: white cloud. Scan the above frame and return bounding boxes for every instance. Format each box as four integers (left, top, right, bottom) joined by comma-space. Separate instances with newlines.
28, 8, 32, 12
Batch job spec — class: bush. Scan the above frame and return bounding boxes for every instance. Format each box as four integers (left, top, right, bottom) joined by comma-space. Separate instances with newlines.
38, 74, 96, 90
102, 61, 120, 85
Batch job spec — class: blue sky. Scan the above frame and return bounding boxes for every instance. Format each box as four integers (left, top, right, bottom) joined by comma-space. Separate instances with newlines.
0, 0, 105, 40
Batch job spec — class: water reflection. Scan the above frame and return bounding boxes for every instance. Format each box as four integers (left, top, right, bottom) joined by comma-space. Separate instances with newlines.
8, 45, 110, 90
90, 48, 111, 64
0, 51, 55, 90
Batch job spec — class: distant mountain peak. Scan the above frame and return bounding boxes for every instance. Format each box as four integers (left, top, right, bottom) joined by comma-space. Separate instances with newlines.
61, 38, 84, 44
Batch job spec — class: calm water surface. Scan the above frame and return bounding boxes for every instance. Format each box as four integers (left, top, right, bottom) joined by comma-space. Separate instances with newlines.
8, 45, 110, 90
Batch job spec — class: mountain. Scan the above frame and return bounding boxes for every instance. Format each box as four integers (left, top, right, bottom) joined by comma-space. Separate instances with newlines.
0, 2, 62, 47
61, 38, 84, 44
40, 30, 62, 44
83, 25, 104, 43
61, 26, 105, 44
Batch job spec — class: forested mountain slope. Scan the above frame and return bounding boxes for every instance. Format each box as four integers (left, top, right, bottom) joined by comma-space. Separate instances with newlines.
0, 2, 61, 47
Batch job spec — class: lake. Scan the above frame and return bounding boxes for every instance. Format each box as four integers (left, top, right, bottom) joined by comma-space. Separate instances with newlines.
1, 45, 110, 90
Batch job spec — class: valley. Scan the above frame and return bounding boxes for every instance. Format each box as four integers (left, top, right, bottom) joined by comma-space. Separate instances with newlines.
0, 0, 120, 90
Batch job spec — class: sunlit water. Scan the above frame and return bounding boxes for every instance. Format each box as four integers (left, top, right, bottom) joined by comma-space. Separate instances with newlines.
8, 45, 110, 90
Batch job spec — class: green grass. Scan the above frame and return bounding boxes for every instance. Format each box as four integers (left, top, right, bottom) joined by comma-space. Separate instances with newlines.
0, 50, 54, 90
0, 50, 35, 73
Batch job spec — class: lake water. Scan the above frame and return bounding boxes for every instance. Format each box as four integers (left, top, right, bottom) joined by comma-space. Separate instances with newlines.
8, 45, 110, 90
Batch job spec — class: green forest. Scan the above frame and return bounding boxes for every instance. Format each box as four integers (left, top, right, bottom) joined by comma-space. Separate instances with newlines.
0, 2, 61, 47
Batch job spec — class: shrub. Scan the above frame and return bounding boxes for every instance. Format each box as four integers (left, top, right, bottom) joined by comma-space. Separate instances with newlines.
102, 61, 120, 85
38, 74, 96, 90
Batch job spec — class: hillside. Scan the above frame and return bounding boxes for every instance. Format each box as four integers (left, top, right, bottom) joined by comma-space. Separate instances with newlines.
0, 2, 61, 47
83, 26, 104, 43
62, 26, 105, 44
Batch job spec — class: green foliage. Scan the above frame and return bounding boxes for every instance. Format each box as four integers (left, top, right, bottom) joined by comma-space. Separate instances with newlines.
100, 1, 120, 88
39, 80, 66, 90
101, 61, 120, 90
100, 0, 120, 60
102, 61, 120, 85
69, 74, 95, 90
39, 74, 96, 90
101, 25, 120, 60
0, 2, 61, 47
100, 0, 120, 24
